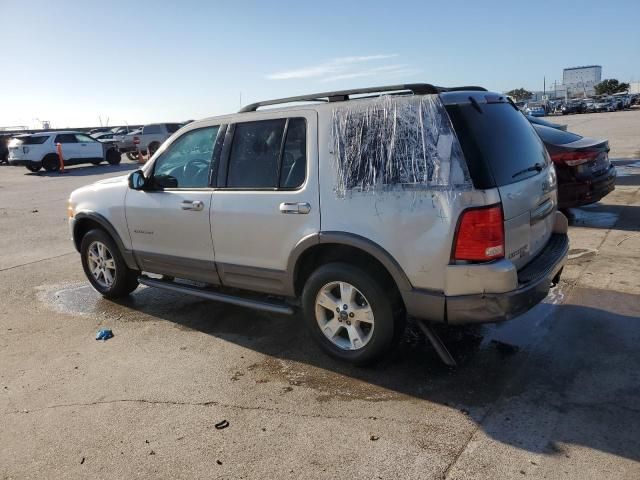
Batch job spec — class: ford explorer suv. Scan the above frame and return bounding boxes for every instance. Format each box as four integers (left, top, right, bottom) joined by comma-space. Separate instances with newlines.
8, 132, 121, 172
68, 84, 569, 365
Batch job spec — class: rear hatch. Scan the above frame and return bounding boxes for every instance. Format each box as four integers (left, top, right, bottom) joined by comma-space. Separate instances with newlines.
443, 93, 556, 269
8, 135, 50, 160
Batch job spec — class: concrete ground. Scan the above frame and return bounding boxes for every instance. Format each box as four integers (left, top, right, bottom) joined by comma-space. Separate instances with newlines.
1, 111, 639, 479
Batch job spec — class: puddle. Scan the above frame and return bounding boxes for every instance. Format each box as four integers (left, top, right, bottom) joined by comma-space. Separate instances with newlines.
567, 207, 619, 229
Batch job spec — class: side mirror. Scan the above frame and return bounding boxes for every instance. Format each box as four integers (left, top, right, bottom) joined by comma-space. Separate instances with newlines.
128, 170, 146, 190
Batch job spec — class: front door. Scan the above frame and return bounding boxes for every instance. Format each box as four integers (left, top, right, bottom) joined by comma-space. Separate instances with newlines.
74, 133, 104, 160
125, 125, 221, 283
210, 113, 319, 295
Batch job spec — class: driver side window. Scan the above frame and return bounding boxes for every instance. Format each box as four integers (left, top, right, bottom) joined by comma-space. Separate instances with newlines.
153, 126, 219, 189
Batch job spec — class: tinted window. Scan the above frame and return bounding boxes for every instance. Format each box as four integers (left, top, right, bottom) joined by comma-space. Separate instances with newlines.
75, 133, 97, 143
54, 134, 77, 144
166, 123, 181, 133
279, 118, 306, 188
533, 125, 582, 145
227, 119, 285, 188
143, 124, 162, 134
14, 135, 49, 145
153, 126, 219, 188
446, 103, 549, 187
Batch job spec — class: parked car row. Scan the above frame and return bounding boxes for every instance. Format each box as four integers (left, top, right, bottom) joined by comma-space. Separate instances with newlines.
556, 94, 637, 115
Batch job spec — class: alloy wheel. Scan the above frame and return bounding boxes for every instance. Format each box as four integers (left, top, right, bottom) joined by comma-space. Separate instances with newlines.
87, 241, 116, 288
314, 281, 375, 350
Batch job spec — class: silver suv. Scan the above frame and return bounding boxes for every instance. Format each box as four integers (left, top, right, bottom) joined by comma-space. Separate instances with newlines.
68, 84, 568, 364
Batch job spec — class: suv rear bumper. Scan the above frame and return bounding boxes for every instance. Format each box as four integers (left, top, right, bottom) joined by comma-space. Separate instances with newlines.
8, 158, 38, 166
404, 233, 569, 325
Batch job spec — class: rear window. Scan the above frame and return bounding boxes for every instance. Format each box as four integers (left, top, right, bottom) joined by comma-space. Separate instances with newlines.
13, 135, 49, 145
446, 102, 549, 188
533, 125, 582, 145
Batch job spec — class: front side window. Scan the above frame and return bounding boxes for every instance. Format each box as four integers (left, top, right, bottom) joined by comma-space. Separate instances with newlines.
227, 119, 285, 188
152, 126, 219, 188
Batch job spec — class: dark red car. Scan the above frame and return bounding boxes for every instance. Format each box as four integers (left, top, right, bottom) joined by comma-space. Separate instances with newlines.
532, 124, 616, 209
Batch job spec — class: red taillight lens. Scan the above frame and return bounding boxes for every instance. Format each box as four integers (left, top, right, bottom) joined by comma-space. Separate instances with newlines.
551, 150, 599, 166
453, 205, 504, 261
133, 136, 140, 145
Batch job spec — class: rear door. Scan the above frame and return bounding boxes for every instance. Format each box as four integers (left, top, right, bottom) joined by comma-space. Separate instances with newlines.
54, 133, 82, 162
445, 96, 556, 268
210, 112, 319, 295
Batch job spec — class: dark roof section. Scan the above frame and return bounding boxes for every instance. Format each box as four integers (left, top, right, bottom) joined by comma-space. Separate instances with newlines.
239, 83, 487, 112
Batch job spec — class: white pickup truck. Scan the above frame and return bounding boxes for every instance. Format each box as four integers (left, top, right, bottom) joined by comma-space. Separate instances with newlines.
132, 123, 182, 156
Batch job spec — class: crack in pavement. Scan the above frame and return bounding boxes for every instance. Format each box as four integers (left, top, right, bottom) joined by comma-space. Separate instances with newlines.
2, 397, 453, 428
0, 252, 76, 272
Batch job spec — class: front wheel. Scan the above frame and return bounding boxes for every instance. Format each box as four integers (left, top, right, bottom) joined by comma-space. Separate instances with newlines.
106, 149, 121, 165
301, 262, 401, 365
80, 229, 139, 298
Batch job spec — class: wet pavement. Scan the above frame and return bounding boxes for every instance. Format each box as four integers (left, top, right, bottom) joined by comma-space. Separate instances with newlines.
1, 152, 639, 479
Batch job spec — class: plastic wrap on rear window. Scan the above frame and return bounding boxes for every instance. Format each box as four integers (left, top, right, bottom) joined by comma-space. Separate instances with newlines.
331, 95, 471, 197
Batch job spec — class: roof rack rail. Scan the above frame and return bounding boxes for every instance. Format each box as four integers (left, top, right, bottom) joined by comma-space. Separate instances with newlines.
239, 83, 441, 112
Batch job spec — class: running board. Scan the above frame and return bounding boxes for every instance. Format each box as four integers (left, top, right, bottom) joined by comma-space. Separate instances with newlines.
138, 276, 295, 315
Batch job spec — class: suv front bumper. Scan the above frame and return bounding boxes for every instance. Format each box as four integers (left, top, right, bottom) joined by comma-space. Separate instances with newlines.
403, 233, 569, 325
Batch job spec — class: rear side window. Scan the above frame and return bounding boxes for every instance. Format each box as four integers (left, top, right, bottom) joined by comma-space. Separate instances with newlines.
446, 103, 549, 187
13, 135, 49, 145
143, 125, 161, 134
165, 123, 181, 133
280, 118, 307, 189
226, 119, 286, 188
533, 125, 582, 145
54, 134, 78, 144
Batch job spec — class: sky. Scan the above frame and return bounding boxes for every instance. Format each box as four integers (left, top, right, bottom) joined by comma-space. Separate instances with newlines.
1, 0, 638, 128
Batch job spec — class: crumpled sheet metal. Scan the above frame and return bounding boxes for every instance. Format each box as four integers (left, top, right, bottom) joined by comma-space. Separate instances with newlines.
330, 95, 472, 196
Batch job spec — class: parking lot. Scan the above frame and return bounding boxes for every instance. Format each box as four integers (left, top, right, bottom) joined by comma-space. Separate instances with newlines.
1, 111, 639, 479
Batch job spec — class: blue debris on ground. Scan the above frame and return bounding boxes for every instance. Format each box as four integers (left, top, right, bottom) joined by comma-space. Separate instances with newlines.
95, 328, 114, 341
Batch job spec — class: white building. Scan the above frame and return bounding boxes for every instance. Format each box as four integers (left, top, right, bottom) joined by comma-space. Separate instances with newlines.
563, 65, 602, 96
630, 82, 640, 94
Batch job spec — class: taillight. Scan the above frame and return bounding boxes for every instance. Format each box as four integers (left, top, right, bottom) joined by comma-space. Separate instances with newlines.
453, 205, 504, 262
551, 150, 599, 167
133, 136, 140, 145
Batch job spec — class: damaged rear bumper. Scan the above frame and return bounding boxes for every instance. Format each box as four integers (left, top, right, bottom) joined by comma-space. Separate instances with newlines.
403, 232, 569, 325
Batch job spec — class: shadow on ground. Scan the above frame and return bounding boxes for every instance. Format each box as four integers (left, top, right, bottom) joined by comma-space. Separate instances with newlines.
51, 281, 640, 463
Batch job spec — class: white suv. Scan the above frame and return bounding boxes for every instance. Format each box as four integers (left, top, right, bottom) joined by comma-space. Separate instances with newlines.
68, 84, 568, 364
8, 131, 121, 172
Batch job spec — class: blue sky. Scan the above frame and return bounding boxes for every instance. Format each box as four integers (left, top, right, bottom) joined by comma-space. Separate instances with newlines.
1, 0, 638, 128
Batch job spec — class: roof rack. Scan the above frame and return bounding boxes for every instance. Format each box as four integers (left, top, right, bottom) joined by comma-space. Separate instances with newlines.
239, 83, 487, 113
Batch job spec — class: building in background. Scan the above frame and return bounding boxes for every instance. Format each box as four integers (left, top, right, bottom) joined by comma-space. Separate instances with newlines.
563, 65, 602, 97
630, 82, 640, 94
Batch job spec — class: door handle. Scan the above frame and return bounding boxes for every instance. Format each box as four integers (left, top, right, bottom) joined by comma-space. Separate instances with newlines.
181, 200, 204, 211
279, 202, 311, 214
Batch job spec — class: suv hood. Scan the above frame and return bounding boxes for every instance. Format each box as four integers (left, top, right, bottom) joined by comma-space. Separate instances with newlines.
93, 174, 130, 185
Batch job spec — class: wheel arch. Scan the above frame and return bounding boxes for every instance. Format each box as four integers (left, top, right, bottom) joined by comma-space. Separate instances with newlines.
288, 232, 412, 303
73, 212, 138, 270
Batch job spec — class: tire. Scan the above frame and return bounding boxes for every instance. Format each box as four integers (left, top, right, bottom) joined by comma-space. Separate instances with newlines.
91, 159, 102, 166
106, 149, 121, 165
126, 151, 139, 161
42, 153, 60, 172
26, 163, 41, 172
80, 228, 139, 298
148, 142, 160, 156
301, 262, 401, 365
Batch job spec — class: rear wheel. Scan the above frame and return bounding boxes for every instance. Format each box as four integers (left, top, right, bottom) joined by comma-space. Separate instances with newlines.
80, 229, 139, 298
26, 163, 41, 172
91, 159, 102, 165
106, 149, 121, 165
301, 262, 401, 365
42, 154, 60, 172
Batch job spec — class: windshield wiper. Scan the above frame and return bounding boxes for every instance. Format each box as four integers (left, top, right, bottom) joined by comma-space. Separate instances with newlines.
512, 162, 544, 179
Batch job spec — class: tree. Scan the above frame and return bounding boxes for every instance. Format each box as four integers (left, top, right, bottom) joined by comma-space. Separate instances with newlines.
506, 88, 533, 101
594, 79, 630, 96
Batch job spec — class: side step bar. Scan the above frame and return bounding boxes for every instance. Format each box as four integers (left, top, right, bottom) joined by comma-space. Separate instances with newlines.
138, 276, 295, 316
